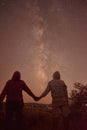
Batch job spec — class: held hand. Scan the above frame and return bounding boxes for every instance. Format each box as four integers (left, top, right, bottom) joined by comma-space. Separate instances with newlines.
34, 96, 41, 101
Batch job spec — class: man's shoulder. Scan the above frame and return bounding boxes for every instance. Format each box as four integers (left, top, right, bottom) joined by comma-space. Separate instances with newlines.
49, 79, 66, 87
49, 79, 65, 83
59, 79, 65, 83
48, 80, 53, 84
59, 80, 67, 86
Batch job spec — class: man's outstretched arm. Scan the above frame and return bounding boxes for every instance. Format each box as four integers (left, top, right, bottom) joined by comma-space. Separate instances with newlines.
39, 82, 51, 99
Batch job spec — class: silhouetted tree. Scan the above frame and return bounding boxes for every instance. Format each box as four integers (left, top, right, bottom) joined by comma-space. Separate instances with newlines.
70, 82, 87, 111
67, 83, 87, 130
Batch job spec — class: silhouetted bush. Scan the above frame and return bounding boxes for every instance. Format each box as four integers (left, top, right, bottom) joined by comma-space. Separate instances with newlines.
70, 82, 87, 111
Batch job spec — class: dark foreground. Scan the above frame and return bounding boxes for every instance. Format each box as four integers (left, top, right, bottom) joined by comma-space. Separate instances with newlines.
0, 103, 87, 130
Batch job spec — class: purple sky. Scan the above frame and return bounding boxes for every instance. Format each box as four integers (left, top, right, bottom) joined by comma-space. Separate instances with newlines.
0, 0, 87, 103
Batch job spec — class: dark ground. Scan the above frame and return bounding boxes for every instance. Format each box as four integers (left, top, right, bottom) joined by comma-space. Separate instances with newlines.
0, 103, 87, 130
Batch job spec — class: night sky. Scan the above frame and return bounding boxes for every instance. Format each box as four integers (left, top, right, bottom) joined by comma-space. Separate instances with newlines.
0, 0, 87, 103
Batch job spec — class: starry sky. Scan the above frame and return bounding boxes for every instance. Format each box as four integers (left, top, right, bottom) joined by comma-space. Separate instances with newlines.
0, 0, 87, 103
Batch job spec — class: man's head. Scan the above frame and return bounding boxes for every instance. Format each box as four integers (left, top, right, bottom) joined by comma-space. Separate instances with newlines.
53, 71, 60, 80
12, 71, 21, 81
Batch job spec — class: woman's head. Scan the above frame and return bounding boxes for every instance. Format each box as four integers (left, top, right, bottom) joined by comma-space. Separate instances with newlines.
12, 71, 21, 81
53, 71, 60, 80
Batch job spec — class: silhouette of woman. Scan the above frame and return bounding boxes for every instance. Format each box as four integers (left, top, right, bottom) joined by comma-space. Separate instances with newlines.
0, 71, 37, 129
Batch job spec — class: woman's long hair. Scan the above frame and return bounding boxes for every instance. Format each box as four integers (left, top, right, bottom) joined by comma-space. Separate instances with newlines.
12, 71, 21, 81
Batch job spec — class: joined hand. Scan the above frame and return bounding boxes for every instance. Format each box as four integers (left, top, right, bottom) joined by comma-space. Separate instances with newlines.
34, 96, 41, 101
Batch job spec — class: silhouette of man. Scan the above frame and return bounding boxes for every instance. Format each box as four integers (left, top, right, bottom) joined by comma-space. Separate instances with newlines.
0, 71, 37, 129
37, 71, 70, 130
